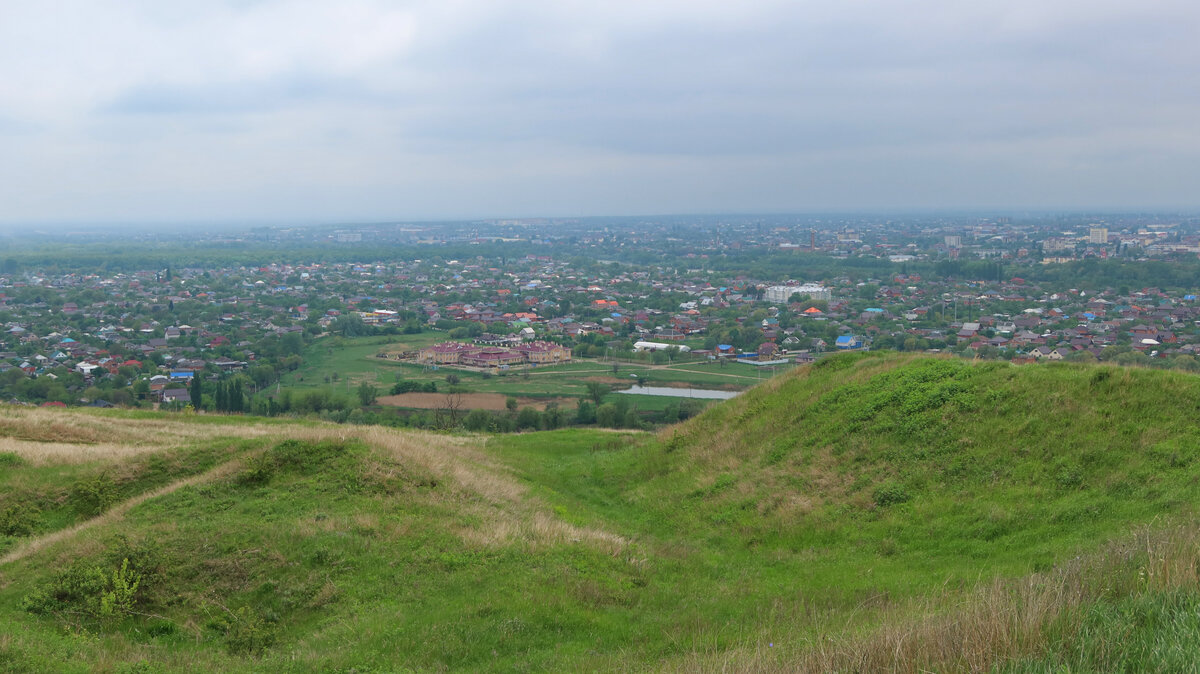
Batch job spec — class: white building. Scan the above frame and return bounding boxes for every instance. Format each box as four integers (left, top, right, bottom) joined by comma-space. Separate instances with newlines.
633, 341, 691, 353
764, 284, 831, 303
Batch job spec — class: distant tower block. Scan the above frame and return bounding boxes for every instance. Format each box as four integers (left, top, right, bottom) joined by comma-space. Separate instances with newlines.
1088, 227, 1109, 245
944, 235, 962, 249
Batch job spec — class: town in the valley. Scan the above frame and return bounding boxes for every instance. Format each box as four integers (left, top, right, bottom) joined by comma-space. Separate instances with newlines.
3, 213, 1200, 427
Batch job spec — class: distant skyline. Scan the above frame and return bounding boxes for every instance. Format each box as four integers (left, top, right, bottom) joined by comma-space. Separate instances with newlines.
2, 1, 1199, 225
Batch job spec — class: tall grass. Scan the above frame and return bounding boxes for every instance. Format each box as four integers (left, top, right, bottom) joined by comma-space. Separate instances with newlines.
667, 521, 1200, 673
0, 405, 285, 464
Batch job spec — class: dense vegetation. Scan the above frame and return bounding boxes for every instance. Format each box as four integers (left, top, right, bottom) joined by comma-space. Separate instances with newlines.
2, 354, 1200, 671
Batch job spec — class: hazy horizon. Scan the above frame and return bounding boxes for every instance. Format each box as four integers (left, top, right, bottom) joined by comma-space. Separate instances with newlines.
3, 1, 1199, 224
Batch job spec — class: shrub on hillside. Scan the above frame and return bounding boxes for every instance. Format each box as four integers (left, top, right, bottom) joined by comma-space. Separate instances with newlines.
237, 452, 276, 486
873, 481, 912, 507
70, 472, 119, 518
217, 606, 276, 655
0, 501, 40, 537
22, 557, 143, 623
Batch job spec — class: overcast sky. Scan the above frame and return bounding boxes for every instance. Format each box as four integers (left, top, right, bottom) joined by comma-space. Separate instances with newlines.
1, 1, 1198, 225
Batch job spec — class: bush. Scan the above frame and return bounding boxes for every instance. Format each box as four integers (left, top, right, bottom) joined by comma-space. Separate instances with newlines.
97, 559, 142, 620
22, 564, 108, 616
238, 452, 276, 486
390, 380, 437, 395
1056, 465, 1084, 490
70, 472, 119, 518
220, 606, 276, 655
872, 481, 912, 507
0, 501, 40, 536
22, 557, 142, 622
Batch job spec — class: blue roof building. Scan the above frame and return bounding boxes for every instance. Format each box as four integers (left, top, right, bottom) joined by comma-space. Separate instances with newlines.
835, 335, 864, 350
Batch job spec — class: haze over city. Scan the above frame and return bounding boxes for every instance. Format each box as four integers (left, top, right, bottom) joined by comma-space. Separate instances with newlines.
2, 0, 1199, 225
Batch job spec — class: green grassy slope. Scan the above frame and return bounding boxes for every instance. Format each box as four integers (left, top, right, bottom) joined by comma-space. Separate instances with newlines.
3, 353, 1200, 672
646, 352, 1200, 576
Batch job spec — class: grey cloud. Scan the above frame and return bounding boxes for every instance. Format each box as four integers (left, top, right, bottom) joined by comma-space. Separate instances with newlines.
102, 74, 397, 116
3, 0, 1200, 223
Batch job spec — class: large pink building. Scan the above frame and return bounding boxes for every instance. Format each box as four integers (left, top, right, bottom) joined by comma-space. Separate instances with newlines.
416, 341, 570, 368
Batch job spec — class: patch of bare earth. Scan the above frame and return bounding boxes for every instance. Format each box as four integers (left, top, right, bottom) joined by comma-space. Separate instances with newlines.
377, 392, 575, 411
584, 376, 628, 385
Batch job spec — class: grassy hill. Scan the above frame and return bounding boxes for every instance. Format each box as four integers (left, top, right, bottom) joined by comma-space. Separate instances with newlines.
2, 353, 1200, 672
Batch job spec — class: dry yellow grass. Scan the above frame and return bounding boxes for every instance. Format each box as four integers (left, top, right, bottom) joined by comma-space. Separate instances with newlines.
660, 522, 1200, 674
0, 406, 283, 464
352, 426, 629, 554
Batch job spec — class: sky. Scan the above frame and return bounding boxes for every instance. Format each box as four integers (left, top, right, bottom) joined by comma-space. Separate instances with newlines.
1, 0, 1199, 225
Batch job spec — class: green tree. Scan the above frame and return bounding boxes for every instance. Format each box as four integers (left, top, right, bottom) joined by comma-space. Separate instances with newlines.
575, 400, 596, 424
585, 381, 609, 405
357, 382, 378, 406
250, 364, 276, 389
280, 332, 305, 356
463, 409, 492, 431
229, 379, 244, 413
596, 403, 619, 428
516, 407, 541, 430
189, 375, 203, 411
1116, 351, 1150, 367
542, 403, 564, 430
332, 313, 371, 337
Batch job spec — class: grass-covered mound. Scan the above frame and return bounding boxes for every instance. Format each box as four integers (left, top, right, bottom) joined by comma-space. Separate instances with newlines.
652, 352, 1200, 572
3, 354, 1200, 672
0, 422, 640, 672
491, 353, 1200, 669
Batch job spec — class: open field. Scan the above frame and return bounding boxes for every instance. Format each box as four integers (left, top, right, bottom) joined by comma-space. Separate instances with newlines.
4, 353, 1200, 671
275, 335, 788, 411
